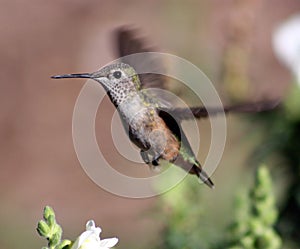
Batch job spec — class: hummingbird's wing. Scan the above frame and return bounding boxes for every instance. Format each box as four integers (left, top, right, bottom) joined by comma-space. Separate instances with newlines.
115, 27, 167, 89
163, 100, 280, 121
140, 88, 173, 109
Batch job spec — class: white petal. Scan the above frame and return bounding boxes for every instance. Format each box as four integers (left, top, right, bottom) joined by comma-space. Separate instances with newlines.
99, 238, 119, 248
71, 231, 100, 249
273, 14, 300, 85
86, 220, 102, 237
86, 220, 96, 230
70, 220, 117, 249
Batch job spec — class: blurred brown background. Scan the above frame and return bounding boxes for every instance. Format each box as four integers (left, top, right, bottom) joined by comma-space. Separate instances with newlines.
0, 0, 299, 248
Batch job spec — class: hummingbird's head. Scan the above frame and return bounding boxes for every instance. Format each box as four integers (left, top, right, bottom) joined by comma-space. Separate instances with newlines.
52, 63, 141, 106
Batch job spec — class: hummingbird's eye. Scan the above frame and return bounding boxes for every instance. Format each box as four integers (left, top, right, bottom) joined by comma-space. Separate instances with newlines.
113, 71, 122, 79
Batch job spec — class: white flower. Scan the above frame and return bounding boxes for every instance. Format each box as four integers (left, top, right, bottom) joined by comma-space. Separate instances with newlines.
273, 14, 300, 85
71, 220, 118, 249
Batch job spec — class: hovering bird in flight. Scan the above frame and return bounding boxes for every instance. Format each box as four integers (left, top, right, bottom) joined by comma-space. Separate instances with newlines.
52, 28, 279, 188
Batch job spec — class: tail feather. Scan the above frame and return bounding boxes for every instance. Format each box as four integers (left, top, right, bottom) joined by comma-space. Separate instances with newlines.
189, 164, 215, 188
191, 165, 215, 189
173, 153, 215, 189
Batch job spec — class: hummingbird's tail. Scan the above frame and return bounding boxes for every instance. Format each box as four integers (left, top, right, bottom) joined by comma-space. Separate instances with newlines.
173, 153, 215, 188
190, 164, 215, 189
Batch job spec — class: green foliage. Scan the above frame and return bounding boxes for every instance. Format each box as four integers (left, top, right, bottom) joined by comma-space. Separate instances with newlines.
228, 190, 250, 243
154, 166, 282, 249
155, 179, 206, 249
37, 206, 72, 249
252, 85, 300, 246
227, 166, 282, 249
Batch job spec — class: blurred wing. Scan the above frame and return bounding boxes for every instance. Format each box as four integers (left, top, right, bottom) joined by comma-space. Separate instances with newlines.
141, 88, 173, 109
115, 27, 167, 89
164, 100, 280, 120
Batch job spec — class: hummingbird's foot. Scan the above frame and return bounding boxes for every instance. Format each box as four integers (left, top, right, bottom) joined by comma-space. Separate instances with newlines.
140, 150, 161, 166
140, 150, 151, 164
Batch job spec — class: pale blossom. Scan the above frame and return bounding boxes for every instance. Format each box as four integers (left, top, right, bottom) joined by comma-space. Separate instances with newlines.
71, 220, 118, 249
273, 14, 300, 85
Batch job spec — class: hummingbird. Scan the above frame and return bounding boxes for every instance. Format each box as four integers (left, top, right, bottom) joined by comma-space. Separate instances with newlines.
51, 28, 279, 188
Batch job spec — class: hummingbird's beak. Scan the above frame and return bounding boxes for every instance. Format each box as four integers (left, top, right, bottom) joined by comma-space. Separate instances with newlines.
51, 73, 92, 79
